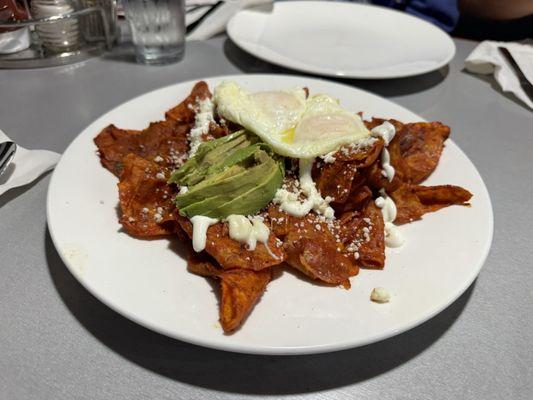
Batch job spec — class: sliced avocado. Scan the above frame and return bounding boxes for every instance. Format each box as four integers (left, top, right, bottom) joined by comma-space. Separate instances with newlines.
176, 159, 278, 211
177, 153, 279, 212
175, 144, 262, 207
175, 164, 247, 207
168, 132, 237, 184
206, 143, 260, 176
178, 135, 249, 186
180, 161, 284, 218
171, 130, 285, 219
169, 130, 248, 185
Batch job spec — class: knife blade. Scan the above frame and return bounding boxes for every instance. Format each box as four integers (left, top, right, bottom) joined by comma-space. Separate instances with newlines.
498, 46, 533, 103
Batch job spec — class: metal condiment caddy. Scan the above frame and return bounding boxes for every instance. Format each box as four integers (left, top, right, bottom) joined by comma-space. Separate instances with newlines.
0, 0, 117, 68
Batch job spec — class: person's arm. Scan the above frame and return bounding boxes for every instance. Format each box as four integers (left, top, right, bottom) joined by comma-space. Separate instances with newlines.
460, 0, 533, 20
372, 0, 459, 32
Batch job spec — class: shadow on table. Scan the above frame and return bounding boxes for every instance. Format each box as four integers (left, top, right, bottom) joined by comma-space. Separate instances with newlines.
0, 173, 51, 209
222, 38, 449, 98
101, 43, 138, 64
46, 229, 475, 395
461, 68, 530, 110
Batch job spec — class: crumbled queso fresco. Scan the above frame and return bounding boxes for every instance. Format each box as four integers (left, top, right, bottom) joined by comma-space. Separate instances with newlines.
340, 136, 377, 157
188, 97, 215, 157
370, 287, 391, 303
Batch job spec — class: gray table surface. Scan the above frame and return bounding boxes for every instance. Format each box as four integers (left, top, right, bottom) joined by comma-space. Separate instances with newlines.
1, 36, 532, 400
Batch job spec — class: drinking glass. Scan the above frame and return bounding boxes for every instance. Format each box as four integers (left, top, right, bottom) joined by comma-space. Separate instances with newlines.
124, 0, 185, 65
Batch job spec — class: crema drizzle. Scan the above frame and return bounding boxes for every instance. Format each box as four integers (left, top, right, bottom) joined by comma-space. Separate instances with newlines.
375, 189, 404, 248
273, 158, 334, 220
371, 121, 396, 182
190, 215, 219, 252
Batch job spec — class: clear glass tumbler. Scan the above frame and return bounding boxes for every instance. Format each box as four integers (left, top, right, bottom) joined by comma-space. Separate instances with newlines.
124, 0, 185, 65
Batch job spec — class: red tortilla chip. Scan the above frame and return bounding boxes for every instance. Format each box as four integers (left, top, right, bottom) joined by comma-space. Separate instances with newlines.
219, 267, 271, 333
338, 202, 385, 270
364, 156, 404, 193
392, 184, 472, 224
95, 81, 219, 177
314, 160, 358, 204
94, 125, 141, 176
264, 204, 291, 238
365, 118, 450, 184
394, 122, 450, 184
313, 139, 383, 207
118, 153, 179, 237
356, 202, 386, 269
335, 137, 384, 167
165, 81, 212, 123
281, 214, 359, 287
336, 184, 373, 214
188, 252, 272, 333
178, 217, 285, 271
95, 119, 189, 177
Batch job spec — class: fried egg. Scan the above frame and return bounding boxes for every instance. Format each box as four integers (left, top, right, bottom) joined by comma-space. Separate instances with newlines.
214, 81, 370, 158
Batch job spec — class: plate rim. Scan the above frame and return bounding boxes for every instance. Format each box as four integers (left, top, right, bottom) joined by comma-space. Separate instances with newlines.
227, 0, 457, 79
47, 73, 493, 355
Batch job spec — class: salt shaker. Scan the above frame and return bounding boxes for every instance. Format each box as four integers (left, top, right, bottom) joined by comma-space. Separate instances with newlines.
31, 0, 81, 53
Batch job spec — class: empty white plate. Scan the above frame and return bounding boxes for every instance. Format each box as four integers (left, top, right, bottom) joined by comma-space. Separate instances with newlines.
228, 1, 456, 79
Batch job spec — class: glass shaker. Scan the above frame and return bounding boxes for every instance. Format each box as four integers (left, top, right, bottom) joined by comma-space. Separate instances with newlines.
31, 0, 81, 53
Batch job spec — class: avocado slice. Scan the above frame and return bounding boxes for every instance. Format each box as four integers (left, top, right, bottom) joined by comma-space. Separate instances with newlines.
171, 131, 285, 219
175, 164, 247, 208
177, 136, 249, 186
206, 143, 261, 176
169, 130, 249, 185
179, 158, 284, 218
175, 144, 266, 207
200, 164, 284, 218
177, 153, 278, 212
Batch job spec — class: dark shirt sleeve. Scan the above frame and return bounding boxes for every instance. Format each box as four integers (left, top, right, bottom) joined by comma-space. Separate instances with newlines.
372, 0, 459, 32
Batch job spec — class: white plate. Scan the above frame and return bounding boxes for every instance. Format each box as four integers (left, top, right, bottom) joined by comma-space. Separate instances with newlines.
47, 74, 492, 355
227, 1, 456, 79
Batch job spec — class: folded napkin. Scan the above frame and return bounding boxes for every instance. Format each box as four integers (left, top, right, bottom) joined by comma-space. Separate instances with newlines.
465, 40, 533, 110
186, 0, 272, 41
0, 129, 61, 197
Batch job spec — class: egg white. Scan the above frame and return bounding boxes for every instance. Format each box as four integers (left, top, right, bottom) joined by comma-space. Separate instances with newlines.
214, 82, 370, 158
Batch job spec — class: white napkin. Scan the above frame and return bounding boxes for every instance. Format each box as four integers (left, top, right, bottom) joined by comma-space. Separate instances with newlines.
0, 27, 31, 55
465, 40, 533, 110
186, 0, 272, 41
0, 129, 61, 196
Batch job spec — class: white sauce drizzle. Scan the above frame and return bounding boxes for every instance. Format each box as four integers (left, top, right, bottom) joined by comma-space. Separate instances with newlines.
375, 189, 404, 248
371, 121, 396, 145
226, 215, 270, 251
188, 97, 215, 157
380, 148, 395, 182
190, 215, 218, 252
226, 215, 279, 259
273, 158, 335, 220
178, 185, 189, 195
371, 121, 396, 182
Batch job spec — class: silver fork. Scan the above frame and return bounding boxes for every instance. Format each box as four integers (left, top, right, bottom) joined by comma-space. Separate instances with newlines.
0, 141, 17, 177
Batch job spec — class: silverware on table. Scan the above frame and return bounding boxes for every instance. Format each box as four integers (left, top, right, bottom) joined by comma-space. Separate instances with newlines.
186, 1, 223, 35
498, 46, 533, 103
0, 141, 17, 177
